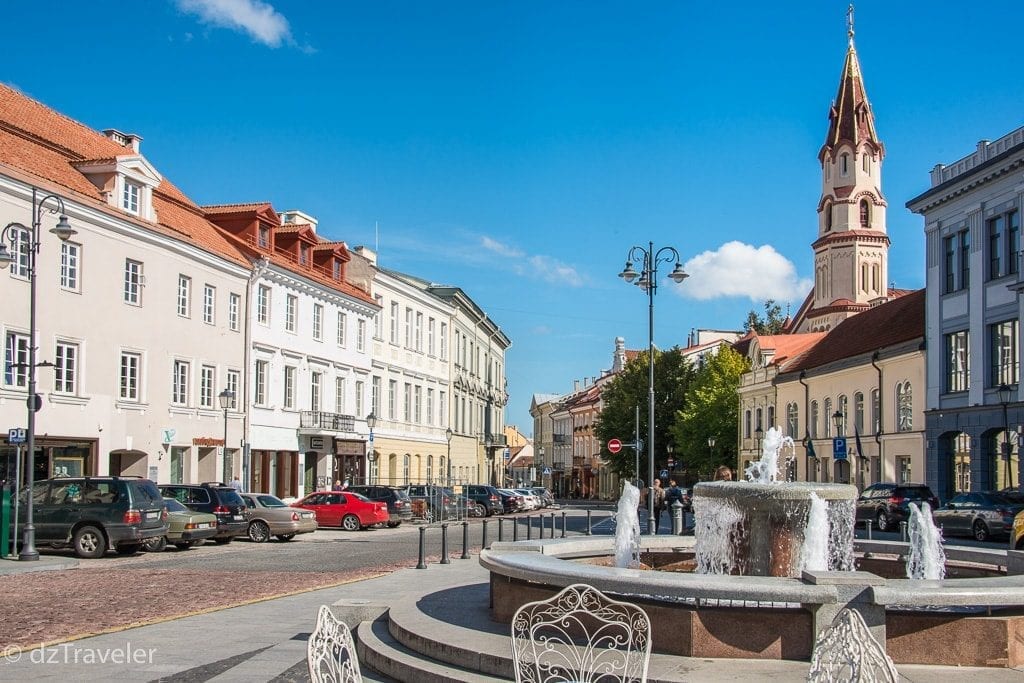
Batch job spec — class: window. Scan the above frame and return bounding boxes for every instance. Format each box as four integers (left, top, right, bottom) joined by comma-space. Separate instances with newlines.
427, 318, 436, 356
871, 389, 880, 435
122, 180, 140, 214
176, 276, 191, 317
403, 383, 412, 422
299, 244, 309, 266
414, 386, 422, 423
285, 295, 297, 333
960, 229, 970, 289
257, 286, 270, 325
824, 201, 832, 232
439, 390, 447, 427
810, 401, 819, 439
404, 308, 413, 348
743, 409, 751, 438
354, 380, 364, 417
52, 341, 78, 394
172, 360, 189, 405
313, 304, 324, 341
357, 320, 366, 353
946, 330, 970, 392
415, 313, 423, 352
311, 372, 322, 412
254, 360, 268, 405
755, 407, 763, 432
226, 370, 239, 409
990, 319, 1019, 386
897, 456, 911, 484
388, 380, 397, 419
426, 388, 434, 426
8, 226, 29, 278
200, 365, 215, 408
390, 302, 399, 344
228, 293, 240, 331
335, 377, 346, 413
440, 323, 448, 360
854, 392, 865, 435
862, 154, 870, 173
258, 225, 270, 249
124, 259, 143, 305
203, 285, 215, 324
767, 405, 775, 430
988, 211, 1020, 280
336, 311, 347, 347
859, 199, 870, 228
60, 242, 80, 291
823, 398, 832, 437
943, 235, 955, 293
896, 382, 913, 432
119, 352, 140, 401
837, 395, 848, 435
4, 331, 28, 387
786, 403, 798, 439
426, 455, 433, 483
284, 367, 296, 409
840, 153, 849, 176
372, 376, 381, 415
373, 295, 382, 339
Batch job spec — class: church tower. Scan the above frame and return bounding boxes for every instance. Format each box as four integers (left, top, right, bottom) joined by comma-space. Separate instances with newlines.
799, 8, 889, 333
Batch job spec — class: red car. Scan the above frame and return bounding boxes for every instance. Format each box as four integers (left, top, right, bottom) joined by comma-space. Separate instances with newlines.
292, 491, 388, 531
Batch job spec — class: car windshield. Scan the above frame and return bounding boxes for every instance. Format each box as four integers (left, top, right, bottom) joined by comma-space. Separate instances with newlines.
257, 494, 287, 507
131, 480, 163, 506
216, 488, 245, 506
163, 497, 189, 513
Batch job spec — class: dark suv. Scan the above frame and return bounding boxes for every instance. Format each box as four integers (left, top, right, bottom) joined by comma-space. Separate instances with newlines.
463, 484, 503, 516
15, 477, 167, 558
158, 483, 247, 543
345, 485, 413, 527
855, 483, 940, 532
406, 484, 460, 521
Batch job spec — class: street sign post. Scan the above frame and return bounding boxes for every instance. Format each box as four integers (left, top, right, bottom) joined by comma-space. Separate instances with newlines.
607, 438, 623, 454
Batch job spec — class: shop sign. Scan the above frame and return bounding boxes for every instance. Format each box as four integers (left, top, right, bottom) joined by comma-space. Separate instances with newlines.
309, 436, 325, 450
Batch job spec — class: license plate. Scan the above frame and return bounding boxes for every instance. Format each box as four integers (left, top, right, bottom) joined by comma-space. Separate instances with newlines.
232, 515, 243, 521
145, 511, 159, 520
197, 523, 211, 529
302, 513, 313, 519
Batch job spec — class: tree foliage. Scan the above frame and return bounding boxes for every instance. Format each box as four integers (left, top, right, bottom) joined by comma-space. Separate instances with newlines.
670, 345, 750, 479
594, 347, 695, 480
743, 299, 786, 335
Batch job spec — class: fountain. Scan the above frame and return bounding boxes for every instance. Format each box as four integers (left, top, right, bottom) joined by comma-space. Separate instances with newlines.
906, 501, 946, 580
694, 427, 857, 576
613, 481, 641, 569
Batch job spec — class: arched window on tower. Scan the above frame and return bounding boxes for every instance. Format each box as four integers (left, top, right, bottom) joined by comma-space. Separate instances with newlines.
840, 153, 849, 176
824, 201, 833, 232
862, 154, 870, 173
860, 199, 871, 228
861, 263, 869, 293
872, 264, 880, 293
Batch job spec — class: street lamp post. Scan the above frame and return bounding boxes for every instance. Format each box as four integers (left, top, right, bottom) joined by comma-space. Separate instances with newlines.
445, 427, 453, 486
754, 427, 764, 458
218, 389, 235, 483
365, 413, 377, 485
618, 242, 688, 534
832, 410, 845, 483
0, 188, 76, 561
999, 384, 1013, 490
708, 437, 716, 473
485, 434, 493, 485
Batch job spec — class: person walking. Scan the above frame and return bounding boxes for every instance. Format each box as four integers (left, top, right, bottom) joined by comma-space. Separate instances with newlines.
229, 475, 244, 493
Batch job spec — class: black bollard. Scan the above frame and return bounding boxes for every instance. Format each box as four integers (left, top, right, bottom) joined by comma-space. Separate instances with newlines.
560, 511, 567, 538
527, 515, 533, 540
461, 521, 470, 559
440, 523, 450, 564
549, 512, 556, 539
586, 509, 592, 535
482, 519, 489, 549
498, 517, 504, 542
513, 517, 519, 541
416, 526, 427, 569
866, 519, 873, 540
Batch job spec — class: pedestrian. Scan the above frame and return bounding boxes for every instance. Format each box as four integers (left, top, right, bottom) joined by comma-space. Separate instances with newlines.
229, 475, 244, 493
332, 479, 344, 491
714, 465, 733, 481
665, 479, 683, 508
652, 479, 666, 528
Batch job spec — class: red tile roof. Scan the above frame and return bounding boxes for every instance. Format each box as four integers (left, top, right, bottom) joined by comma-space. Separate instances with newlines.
752, 333, 827, 369
203, 202, 276, 214
0, 84, 250, 267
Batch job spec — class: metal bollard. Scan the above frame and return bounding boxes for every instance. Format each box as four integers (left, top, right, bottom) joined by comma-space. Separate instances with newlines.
671, 500, 683, 535
560, 511, 567, 538
416, 526, 427, 569
513, 517, 519, 541
550, 512, 556, 539
900, 521, 908, 543
440, 523, 450, 564
461, 521, 470, 559
527, 515, 533, 540
498, 517, 504, 542
482, 519, 489, 549
866, 519, 873, 540
586, 509, 592, 535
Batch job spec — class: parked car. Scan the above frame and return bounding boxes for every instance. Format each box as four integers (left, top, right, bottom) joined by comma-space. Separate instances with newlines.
496, 489, 525, 514
855, 483, 940, 532
1011, 509, 1024, 549
292, 491, 388, 530
344, 485, 413, 528
143, 498, 218, 551
463, 484, 504, 517
405, 484, 460, 521
158, 482, 248, 544
933, 491, 1024, 542
240, 492, 318, 542
529, 487, 555, 508
14, 477, 167, 558
514, 488, 542, 511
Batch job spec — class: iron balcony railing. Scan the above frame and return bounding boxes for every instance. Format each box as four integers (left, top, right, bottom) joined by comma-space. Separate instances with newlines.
480, 433, 509, 447
553, 434, 570, 444
300, 411, 356, 432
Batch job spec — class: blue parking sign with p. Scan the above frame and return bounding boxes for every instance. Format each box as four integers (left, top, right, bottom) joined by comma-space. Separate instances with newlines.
832, 437, 847, 460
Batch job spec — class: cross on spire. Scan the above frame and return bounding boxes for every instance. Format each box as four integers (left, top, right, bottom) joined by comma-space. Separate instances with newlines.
847, 4, 855, 45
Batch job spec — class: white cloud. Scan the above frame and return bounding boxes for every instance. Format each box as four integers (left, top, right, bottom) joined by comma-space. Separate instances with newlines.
528, 255, 585, 287
679, 241, 812, 302
177, 0, 293, 48
480, 236, 524, 258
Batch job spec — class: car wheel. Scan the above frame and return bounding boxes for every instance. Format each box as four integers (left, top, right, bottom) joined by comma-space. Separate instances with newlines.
973, 520, 990, 542
116, 543, 142, 556
142, 536, 167, 553
214, 536, 234, 545
876, 511, 890, 532
276, 534, 296, 542
342, 514, 360, 531
386, 521, 401, 528
474, 503, 486, 518
247, 520, 271, 543
173, 542, 193, 551
73, 525, 108, 559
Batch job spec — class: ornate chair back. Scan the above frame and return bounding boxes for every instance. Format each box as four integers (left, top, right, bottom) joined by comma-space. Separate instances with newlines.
307, 605, 363, 683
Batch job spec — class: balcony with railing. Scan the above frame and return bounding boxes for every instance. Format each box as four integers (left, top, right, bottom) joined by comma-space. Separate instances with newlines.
480, 433, 508, 447
299, 411, 356, 433
553, 434, 570, 444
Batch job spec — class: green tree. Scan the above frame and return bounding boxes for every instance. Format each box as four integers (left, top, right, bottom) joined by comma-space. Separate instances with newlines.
670, 345, 750, 479
743, 299, 786, 334
595, 347, 695, 479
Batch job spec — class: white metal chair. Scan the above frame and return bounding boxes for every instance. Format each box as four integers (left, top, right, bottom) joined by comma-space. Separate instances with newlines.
511, 583, 652, 683
807, 607, 898, 683
307, 604, 363, 683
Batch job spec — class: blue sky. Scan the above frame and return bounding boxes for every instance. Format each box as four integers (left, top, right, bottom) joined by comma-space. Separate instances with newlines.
5, 1, 1024, 435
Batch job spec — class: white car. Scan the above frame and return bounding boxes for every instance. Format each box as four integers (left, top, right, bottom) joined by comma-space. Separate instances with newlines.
514, 489, 541, 511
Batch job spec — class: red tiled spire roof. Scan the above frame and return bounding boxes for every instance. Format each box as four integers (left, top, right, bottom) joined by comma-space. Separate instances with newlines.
820, 32, 883, 160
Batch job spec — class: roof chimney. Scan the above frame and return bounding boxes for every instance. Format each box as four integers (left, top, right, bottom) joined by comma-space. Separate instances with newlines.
102, 129, 142, 153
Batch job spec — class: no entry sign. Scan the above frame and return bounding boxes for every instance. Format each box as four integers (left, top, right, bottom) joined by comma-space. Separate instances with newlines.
607, 438, 623, 454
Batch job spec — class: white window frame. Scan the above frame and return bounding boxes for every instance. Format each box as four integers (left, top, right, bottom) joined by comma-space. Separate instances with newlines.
8, 227, 30, 278
404, 308, 413, 348
257, 286, 271, 326
177, 275, 191, 318
403, 383, 412, 422
440, 323, 448, 360
373, 295, 383, 339
372, 376, 381, 415
229, 293, 240, 331
388, 380, 397, 420
439, 390, 447, 428
426, 388, 434, 426
124, 259, 143, 305
54, 341, 78, 394
203, 284, 215, 325
172, 359, 190, 405
285, 294, 298, 333
4, 331, 29, 388
311, 372, 322, 412
123, 180, 140, 214
313, 303, 324, 341
60, 241, 80, 292
226, 369, 240, 409
284, 366, 296, 409
335, 376, 346, 414
119, 351, 141, 401
337, 311, 347, 348
356, 319, 366, 353
254, 360, 268, 406
428, 318, 436, 357
415, 313, 423, 352
200, 365, 215, 408
414, 385, 422, 423
390, 302, 399, 345
354, 380, 364, 417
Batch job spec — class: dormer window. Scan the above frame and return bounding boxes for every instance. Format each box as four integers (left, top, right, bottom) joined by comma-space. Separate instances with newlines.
333, 260, 341, 280
300, 244, 309, 265
123, 181, 140, 214
258, 225, 270, 248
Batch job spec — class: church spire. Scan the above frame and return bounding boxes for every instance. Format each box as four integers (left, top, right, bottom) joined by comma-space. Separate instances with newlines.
821, 4, 883, 160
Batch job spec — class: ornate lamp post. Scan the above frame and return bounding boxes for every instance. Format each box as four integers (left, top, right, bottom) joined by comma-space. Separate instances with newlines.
485, 433, 494, 485
365, 412, 377, 485
0, 189, 76, 561
999, 384, 1013, 489
218, 389, 235, 483
754, 427, 764, 457
618, 243, 688, 534
707, 436, 716, 472
445, 427, 453, 486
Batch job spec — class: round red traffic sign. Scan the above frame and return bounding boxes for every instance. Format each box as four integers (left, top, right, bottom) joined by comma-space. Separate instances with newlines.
607, 438, 623, 454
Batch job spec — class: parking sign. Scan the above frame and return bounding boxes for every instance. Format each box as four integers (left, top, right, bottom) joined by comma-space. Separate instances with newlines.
8, 428, 26, 444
